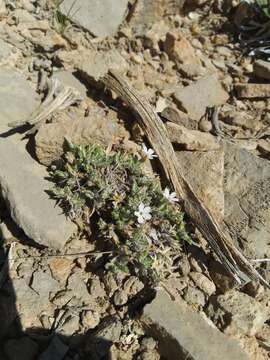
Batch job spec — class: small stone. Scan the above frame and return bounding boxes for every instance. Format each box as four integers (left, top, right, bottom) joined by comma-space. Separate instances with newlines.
189, 272, 216, 296
81, 309, 100, 329
102, 273, 118, 297
67, 271, 90, 302
113, 290, 128, 306
253, 59, 270, 81
199, 117, 213, 132
85, 317, 122, 358
178, 63, 206, 79
164, 32, 200, 65
178, 256, 191, 276
207, 290, 268, 336
164, 277, 187, 299
0, 221, 13, 240
166, 122, 220, 150
123, 276, 144, 297
89, 277, 106, 299
184, 285, 206, 307
60, 315, 80, 336
174, 75, 229, 121
235, 83, 270, 98
4, 337, 39, 360
141, 337, 157, 351
49, 258, 74, 285
31, 270, 60, 298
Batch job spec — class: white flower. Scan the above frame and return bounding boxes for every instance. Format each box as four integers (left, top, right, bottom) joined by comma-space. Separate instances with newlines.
142, 143, 157, 160
163, 187, 179, 203
135, 203, 152, 224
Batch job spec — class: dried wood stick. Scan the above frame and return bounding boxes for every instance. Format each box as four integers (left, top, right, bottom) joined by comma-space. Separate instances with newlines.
101, 70, 269, 288
8, 78, 82, 130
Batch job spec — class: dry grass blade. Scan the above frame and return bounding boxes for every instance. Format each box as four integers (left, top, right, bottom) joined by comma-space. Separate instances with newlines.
101, 70, 269, 289
8, 78, 82, 132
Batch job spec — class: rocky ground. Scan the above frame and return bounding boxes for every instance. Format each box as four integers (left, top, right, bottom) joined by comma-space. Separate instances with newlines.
0, 0, 270, 359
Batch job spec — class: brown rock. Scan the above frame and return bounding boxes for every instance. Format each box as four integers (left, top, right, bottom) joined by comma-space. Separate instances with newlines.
166, 122, 220, 150
235, 83, 270, 98
160, 106, 198, 130
189, 272, 216, 296
174, 75, 229, 120
163, 32, 200, 65
35, 112, 127, 166
49, 258, 74, 285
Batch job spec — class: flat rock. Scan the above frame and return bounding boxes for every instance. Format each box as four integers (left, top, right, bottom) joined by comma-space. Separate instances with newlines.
235, 83, 270, 98
166, 122, 220, 150
77, 49, 128, 81
253, 59, 270, 81
224, 143, 270, 258
52, 71, 88, 98
35, 110, 127, 166
0, 68, 76, 249
176, 149, 224, 221
0, 67, 39, 129
0, 139, 76, 249
174, 75, 229, 120
141, 290, 249, 360
60, 0, 129, 38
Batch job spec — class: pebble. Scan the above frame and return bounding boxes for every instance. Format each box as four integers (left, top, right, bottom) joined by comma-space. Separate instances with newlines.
113, 290, 128, 306
199, 117, 213, 132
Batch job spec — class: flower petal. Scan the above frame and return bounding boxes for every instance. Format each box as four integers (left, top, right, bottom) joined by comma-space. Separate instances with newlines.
137, 215, 145, 224
138, 203, 145, 211
144, 212, 152, 220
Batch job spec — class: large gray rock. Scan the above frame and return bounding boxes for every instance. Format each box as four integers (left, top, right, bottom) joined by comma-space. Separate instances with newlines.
141, 290, 249, 360
60, 0, 129, 38
0, 68, 76, 249
224, 144, 270, 258
0, 140, 76, 249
